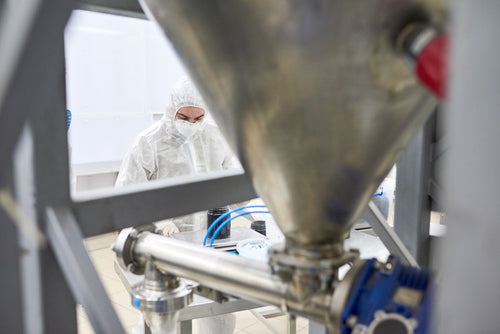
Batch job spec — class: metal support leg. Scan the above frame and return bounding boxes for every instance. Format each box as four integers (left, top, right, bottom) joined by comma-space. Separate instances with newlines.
287, 314, 297, 334
46, 206, 125, 333
394, 112, 435, 266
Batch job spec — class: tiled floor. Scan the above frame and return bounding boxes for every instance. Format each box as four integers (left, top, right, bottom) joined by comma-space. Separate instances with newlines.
79, 232, 309, 334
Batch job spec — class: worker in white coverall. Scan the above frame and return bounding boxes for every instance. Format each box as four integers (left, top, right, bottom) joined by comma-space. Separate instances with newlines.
116, 76, 238, 334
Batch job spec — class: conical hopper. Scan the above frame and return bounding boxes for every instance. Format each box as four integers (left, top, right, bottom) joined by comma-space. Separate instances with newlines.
140, 1, 438, 250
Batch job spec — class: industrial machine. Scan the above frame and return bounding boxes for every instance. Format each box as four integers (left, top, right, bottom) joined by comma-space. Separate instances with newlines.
1, 0, 499, 334
113, 1, 446, 333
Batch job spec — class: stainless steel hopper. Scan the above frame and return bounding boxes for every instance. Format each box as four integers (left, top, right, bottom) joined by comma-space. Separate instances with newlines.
140, 1, 439, 251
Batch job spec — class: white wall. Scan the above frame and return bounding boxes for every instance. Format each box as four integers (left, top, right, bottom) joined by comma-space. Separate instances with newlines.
64, 10, 188, 167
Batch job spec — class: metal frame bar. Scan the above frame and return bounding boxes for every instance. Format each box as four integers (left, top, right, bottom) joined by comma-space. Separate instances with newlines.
73, 170, 257, 238
393, 112, 436, 266
364, 201, 419, 267
0, 0, 76, 178
250, 309, 282, 334
0, 169, 23, 334
46, 206, 125, 333
77, 0, 146, 19
23, 36, 80, 333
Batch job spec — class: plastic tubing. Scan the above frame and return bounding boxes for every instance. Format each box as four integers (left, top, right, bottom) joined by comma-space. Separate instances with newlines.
209, 211, 270, 247
202, 205, 267, 246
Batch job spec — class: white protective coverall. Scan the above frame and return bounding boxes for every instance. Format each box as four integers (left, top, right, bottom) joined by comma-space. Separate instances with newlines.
116, 77, 241, 232
117, 77, 237, 334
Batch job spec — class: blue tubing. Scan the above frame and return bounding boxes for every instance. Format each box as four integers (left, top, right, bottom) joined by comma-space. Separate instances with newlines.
209, 211, 270, 247
203, 205, 267, 246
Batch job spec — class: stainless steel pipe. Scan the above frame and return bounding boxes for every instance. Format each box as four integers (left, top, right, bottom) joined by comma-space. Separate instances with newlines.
133, 232, 289, 307
124, 231, 332, 324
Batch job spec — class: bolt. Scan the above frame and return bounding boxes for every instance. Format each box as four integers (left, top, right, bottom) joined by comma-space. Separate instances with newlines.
110, 243, 117, 252
386, 262, 393, 270
130, 229, 139, 239
346, 315, 358, 328
127, 263, 136, 273
154, 228, 162, 235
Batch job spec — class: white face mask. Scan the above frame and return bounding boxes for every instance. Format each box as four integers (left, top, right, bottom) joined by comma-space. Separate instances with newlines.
174, 119, 202, 138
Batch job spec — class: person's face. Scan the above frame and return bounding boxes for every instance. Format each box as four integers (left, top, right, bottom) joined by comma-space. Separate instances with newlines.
175, 106, 205, 123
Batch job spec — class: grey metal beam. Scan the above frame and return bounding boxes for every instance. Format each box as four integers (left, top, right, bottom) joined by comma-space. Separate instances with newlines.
394, 112, 435, 266
77, 0, 146, 19
363, 201, 419, 267
12, 123, 77, 333
30, 39, 72, 206
8, 35, 77, 333
0, 170, 23, 334
73, 170, 258, 237
437, 1, 500, 332
0, 0, 76, 178
46, 206, 125, 334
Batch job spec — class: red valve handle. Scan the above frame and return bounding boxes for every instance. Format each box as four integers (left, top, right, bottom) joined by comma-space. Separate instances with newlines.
415, 34, 449, 99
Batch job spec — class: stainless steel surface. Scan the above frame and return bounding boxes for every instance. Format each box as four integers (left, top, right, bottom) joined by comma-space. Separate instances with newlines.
364, 201, 419, 267
115, 225, 157, 275
396, 23, 441, 60
131, 260, 192, 334
46, 206, 125, 333
269, 242, 358, 300
73, 169, 257, 237
139, 0, 441, 250
114, 259, 266, 320
438, 1, 500, 333
116, 230, 341, 325
131, 260, 193, 314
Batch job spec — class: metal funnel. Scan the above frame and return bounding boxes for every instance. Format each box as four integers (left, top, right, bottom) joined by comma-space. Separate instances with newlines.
140, 1, 439, 250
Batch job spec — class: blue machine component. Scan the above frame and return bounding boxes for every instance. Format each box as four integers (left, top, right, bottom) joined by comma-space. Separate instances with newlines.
340, 256, 433, 334
66, 109, 72, 130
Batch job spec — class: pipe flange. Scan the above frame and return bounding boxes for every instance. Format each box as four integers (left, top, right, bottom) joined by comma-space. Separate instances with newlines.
114, 225, 157, 275
269, 243, 359, 276
131, 278, 193, 314
269, 244, 359, 299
